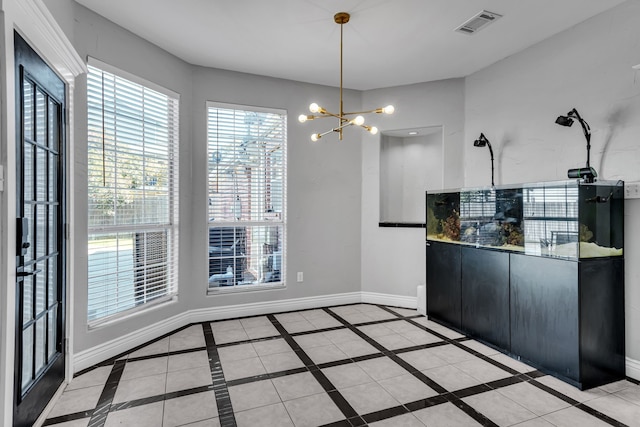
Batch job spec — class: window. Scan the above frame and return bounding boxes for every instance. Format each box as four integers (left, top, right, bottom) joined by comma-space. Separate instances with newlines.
207, 102, 286, 292
87, 59, 179, 322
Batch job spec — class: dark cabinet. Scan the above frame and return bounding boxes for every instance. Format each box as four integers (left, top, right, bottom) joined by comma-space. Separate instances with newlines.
510, 254, 580, 381
426, 241, 461, 329
425, 180, 625, 389
461, 247, 510, 350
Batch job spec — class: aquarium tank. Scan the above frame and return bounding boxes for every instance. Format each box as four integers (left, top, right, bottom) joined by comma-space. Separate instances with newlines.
427, 180, 623, 260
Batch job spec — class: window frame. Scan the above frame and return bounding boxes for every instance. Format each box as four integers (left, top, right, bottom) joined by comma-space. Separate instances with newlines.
205, 101, 287, 294
86, 57, 180, 325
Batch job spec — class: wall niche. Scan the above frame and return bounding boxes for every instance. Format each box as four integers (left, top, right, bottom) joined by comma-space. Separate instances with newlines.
379, 126, 443, 226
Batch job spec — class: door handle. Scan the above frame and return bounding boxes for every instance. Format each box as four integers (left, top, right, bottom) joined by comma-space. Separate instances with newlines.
17, 269, 42, 277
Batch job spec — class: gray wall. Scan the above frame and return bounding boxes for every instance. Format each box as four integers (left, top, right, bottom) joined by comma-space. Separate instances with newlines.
360, 80, 465, 298
46, 0, 194, 352
186, 66, 363, 310
45, 0, 362, 354
44, 0, 640, 369
464, 0, 640, 363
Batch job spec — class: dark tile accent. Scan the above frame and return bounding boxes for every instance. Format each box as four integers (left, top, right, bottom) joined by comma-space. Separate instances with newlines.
347, 416, 367, 426
327, 389, 359, 419
225, 367, 309, 387
44, 303, 637, 427
87, 359, 126, 427
202, 322, 237, 427
125, 345, 206, 364
108, 393, 166, 412
323, 307, 449, 394
315, 352, 385, 371
376, 305, 408, 318
527, 380, 580, 405
267, 314, 360, 419
449, 398, 500, 427
485, 375, 525, 390
452, 383, 493, 399
404, 394, 449, 411
288, 325, 346, 337
575, 403, 629, 427
361, 405, 408, 423
42, 410, 93, 426
320, 419, 352, 427
392, 341, 450, 355
525, 370, 547, 379
404, 316, 523, 376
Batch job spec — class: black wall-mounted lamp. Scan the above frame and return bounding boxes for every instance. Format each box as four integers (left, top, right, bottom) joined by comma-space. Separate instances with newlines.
473, 133, 495, 187
555, 108, 597, 183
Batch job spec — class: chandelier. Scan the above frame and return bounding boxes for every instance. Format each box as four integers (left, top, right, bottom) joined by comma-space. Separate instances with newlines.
298, 12, 394, 141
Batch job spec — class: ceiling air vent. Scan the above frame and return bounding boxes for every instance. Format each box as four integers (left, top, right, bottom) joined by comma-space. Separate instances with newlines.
455, 10, 502, 35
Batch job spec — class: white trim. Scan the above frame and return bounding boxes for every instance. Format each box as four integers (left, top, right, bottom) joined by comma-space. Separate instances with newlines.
88, 56, 179, 100
73, 291, 361, 372
361, 291, 417, 309
626, 356, 640, 382
12, 0, 85, 80
0, 1, 84, 425
206, 100, 286, 116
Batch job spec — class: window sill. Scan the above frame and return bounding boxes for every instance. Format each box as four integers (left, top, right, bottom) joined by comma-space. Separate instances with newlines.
207, 282, 285, 296
87, 295, 178, 330
378, 222, 426, 228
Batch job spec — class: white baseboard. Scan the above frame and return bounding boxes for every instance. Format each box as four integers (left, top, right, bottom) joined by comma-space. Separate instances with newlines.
361, 291, 417, 309
188, 292, 361, 324
73, 291, 361, 373
73, 311, 191, 373
626, 357, 640, 381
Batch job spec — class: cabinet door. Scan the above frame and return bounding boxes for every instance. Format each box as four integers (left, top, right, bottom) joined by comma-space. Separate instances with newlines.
426, 241, 461, 330
461, 247, 510, 350
510, 254, 579, 382
579, 258, 625, 388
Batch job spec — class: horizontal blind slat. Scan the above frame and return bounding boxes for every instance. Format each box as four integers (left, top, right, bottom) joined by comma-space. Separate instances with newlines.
87, 64, 179, 323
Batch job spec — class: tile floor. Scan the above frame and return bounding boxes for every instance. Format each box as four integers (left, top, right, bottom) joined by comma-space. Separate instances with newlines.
43, 304, 640, 427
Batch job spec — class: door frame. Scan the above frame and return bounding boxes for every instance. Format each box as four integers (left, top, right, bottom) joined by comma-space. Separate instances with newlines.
0, 1, 85, 425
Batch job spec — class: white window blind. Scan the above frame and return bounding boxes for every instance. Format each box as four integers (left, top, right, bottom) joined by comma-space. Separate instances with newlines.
87, 61, 179, 323
207, 102, 286, 291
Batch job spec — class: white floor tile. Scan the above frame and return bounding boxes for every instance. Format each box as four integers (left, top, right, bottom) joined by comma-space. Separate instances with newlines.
104, 402, 164, 427
163, 391, 218, 427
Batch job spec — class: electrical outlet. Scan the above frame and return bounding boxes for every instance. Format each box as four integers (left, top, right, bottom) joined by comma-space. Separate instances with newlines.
296, 272, 304, 282
625, 182, 640, 199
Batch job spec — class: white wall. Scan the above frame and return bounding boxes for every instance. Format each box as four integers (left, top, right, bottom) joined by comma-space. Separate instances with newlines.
464, 0, 640, 365
361, 80, 465, 298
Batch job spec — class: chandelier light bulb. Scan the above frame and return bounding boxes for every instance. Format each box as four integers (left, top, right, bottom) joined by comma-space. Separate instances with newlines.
353, 115, 365, 126
297, 12, 394, 141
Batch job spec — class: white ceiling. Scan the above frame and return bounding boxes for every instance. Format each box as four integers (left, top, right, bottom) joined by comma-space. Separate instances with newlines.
73, 0, 626, 90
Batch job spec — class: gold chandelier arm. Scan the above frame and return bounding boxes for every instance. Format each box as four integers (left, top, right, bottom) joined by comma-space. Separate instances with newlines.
342, 109, 382, 116
299, 12, 393, 141
343, 106, 395, 115
317, 109, 349, 122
